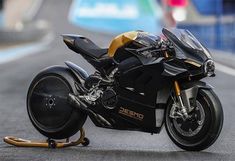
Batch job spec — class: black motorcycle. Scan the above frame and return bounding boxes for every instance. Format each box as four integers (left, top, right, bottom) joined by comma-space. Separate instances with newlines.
27, 28, 223, 151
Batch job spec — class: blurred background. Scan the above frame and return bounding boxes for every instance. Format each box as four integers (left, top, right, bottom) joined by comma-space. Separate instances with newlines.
0, 0, 235, 160
0, 0, 234, 53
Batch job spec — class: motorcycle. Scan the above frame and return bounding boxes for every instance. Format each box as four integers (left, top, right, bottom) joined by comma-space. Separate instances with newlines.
27, 28, 223, 151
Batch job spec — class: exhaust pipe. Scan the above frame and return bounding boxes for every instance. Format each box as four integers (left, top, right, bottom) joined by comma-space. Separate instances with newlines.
68, 93, 112, 127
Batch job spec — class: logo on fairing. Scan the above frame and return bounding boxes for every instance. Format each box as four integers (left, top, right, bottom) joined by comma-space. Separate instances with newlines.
118, 107, 144, 121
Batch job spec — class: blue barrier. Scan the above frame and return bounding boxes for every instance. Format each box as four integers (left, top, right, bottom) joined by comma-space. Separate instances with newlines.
191, 0, 216, 15
178, 22, 235, 53
69, 0, 163, 34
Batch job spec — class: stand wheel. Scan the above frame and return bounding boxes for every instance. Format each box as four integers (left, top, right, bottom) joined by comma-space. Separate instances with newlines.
48, 139, 57, 149
82, 137, 90, 146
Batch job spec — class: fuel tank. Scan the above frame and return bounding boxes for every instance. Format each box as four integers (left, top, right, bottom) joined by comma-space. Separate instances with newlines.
108, 31, 161, 62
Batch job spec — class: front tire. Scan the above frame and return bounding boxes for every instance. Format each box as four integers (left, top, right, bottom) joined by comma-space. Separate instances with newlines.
165, 89, 223, 151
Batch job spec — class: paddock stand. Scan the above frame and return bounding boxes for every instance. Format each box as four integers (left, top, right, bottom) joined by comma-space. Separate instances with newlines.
3, 128, 89, 148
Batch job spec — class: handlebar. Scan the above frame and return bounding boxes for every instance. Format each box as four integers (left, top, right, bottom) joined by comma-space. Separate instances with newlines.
136, 46, 156, 52
126, 40, 175, 58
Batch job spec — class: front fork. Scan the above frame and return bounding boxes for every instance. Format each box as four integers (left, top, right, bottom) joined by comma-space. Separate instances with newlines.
164, 51, 189, 119
173, 81, 189, 119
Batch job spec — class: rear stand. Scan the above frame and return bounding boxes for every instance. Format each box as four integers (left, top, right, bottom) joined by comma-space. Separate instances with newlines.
3, 128, 89, 148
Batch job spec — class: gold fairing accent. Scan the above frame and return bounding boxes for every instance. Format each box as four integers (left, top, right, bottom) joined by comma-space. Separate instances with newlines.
164, 51, 169, 58
108, 31, 139, 57
184, 60, 201, 67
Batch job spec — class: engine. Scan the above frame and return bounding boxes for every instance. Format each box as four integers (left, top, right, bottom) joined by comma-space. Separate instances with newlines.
81, 73, 117, 110
101, 88, 117, 109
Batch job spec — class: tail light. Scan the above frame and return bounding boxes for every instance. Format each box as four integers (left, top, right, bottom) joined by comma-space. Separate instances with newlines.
167, 0, 188, 7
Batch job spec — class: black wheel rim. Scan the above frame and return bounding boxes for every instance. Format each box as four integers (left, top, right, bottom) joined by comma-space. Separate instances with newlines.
166, 94, 211, 145
172, 101, 205, 137
28, 75, 73, 131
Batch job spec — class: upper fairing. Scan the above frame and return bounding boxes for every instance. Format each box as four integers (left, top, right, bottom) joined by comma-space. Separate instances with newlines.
162, 28, 212, 64
108, 31, 139, 57
108, 31, 160, 57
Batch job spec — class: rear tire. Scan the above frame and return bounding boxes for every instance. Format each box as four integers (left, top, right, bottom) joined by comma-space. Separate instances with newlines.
27, 66, 87, 139
165, 89, 223, 151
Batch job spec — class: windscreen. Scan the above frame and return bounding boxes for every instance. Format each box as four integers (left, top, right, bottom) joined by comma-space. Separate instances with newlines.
162, 28, 211, 61
135, 32, 160, 47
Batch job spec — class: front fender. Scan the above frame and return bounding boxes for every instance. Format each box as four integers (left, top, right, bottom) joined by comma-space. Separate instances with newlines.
181, 81, 213, 90
180, 81, 213, 109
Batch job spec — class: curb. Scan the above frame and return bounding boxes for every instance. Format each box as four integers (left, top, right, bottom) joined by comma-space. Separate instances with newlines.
0, 20, 50, 44
0, 0, 53, 65
0, 32, 54, 64
0, 0, 48, 44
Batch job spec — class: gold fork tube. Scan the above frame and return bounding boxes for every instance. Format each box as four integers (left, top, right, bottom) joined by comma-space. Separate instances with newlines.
174, 81, 181, 96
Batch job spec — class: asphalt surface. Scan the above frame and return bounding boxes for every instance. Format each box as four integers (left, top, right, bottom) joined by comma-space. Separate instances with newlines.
0, 0, 235, 160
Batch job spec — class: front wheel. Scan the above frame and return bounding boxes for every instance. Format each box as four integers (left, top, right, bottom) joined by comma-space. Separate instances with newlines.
165, 89, 223, 151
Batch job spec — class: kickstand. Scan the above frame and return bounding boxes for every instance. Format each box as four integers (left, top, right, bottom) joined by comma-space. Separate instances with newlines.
3, 128, 90, 148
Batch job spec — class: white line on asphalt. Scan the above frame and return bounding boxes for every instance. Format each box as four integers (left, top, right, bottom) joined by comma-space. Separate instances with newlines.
216, 62, 235, 77
0, 33, 54, 64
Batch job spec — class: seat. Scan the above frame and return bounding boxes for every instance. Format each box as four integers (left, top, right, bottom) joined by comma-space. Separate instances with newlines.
63, 34, 108, 59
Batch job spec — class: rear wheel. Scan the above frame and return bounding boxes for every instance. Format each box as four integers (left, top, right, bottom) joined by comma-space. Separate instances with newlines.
165, 89, 223, 151
27, 67, 87, 139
